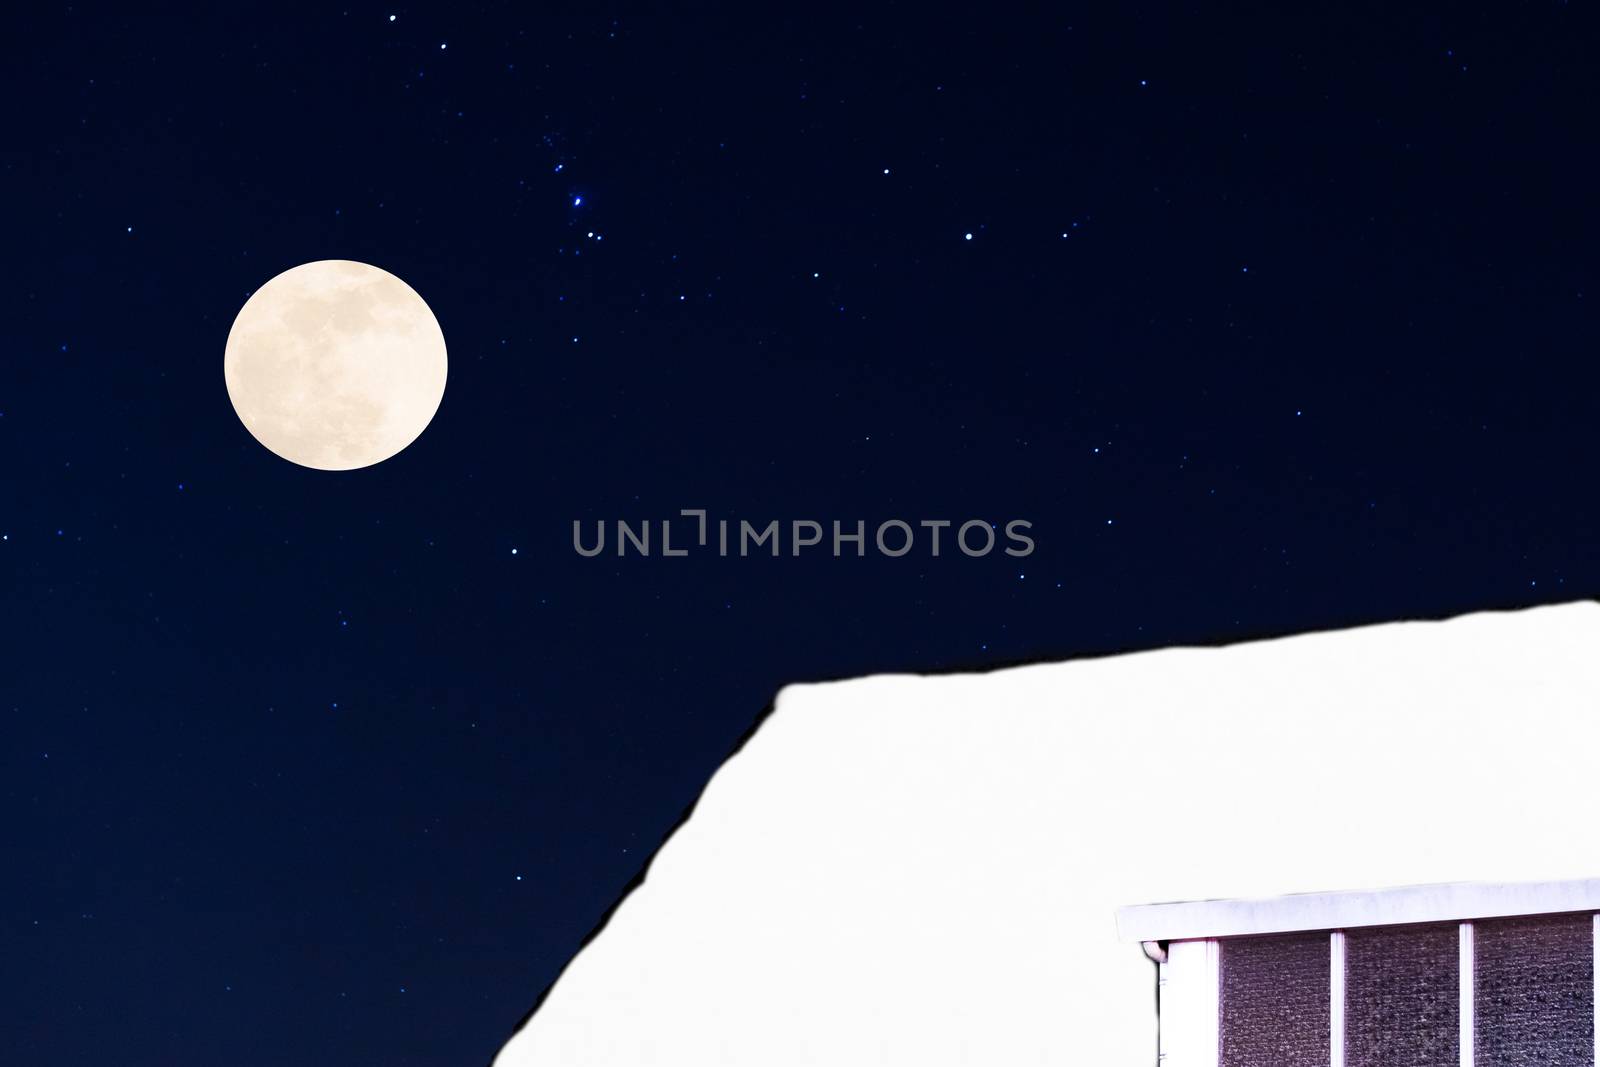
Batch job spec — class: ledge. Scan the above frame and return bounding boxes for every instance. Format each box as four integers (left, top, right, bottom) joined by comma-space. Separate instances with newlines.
1116, 877, 1600, 944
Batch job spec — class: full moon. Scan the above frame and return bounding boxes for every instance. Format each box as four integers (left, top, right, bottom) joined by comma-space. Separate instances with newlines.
224, 260, 447, 470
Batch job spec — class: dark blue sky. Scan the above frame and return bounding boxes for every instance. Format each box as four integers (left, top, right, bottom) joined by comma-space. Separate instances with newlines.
4, 6, 1597, 1064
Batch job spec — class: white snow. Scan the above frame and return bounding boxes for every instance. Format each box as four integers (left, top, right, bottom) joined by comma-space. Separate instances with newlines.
497, 601, 1600, 1065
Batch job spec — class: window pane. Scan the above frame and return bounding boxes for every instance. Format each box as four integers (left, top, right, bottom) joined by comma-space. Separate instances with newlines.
1220, 931, 1330, 1067
1345, 922, 1459, 1067
1475, 912, 1593, 1066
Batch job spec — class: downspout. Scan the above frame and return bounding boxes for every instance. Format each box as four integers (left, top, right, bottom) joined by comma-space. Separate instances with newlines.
1143, 941, 1168, 1066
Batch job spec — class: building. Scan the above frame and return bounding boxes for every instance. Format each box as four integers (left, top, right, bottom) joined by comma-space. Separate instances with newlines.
1118, 878, 1600, 1067
495, 603, 1600, 1066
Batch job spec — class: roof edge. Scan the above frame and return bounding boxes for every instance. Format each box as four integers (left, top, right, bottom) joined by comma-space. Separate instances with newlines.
1116, 877, 1600, 943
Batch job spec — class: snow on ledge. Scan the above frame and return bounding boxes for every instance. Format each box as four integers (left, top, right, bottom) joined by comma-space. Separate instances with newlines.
1118, 876, 1600, 944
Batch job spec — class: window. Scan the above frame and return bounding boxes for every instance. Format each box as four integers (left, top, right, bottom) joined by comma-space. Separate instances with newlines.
1474, 913, 1594, 1066
1220, 931, 1330, 1067
1345, 922, 1458, 1067
1213, 915, 1596, 1066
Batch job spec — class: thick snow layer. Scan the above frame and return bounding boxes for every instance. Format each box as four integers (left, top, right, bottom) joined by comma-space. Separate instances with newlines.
497, 602, 1600, 1065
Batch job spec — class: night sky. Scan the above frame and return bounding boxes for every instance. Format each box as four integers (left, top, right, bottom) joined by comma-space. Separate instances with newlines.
5, 6, 1598, 1065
